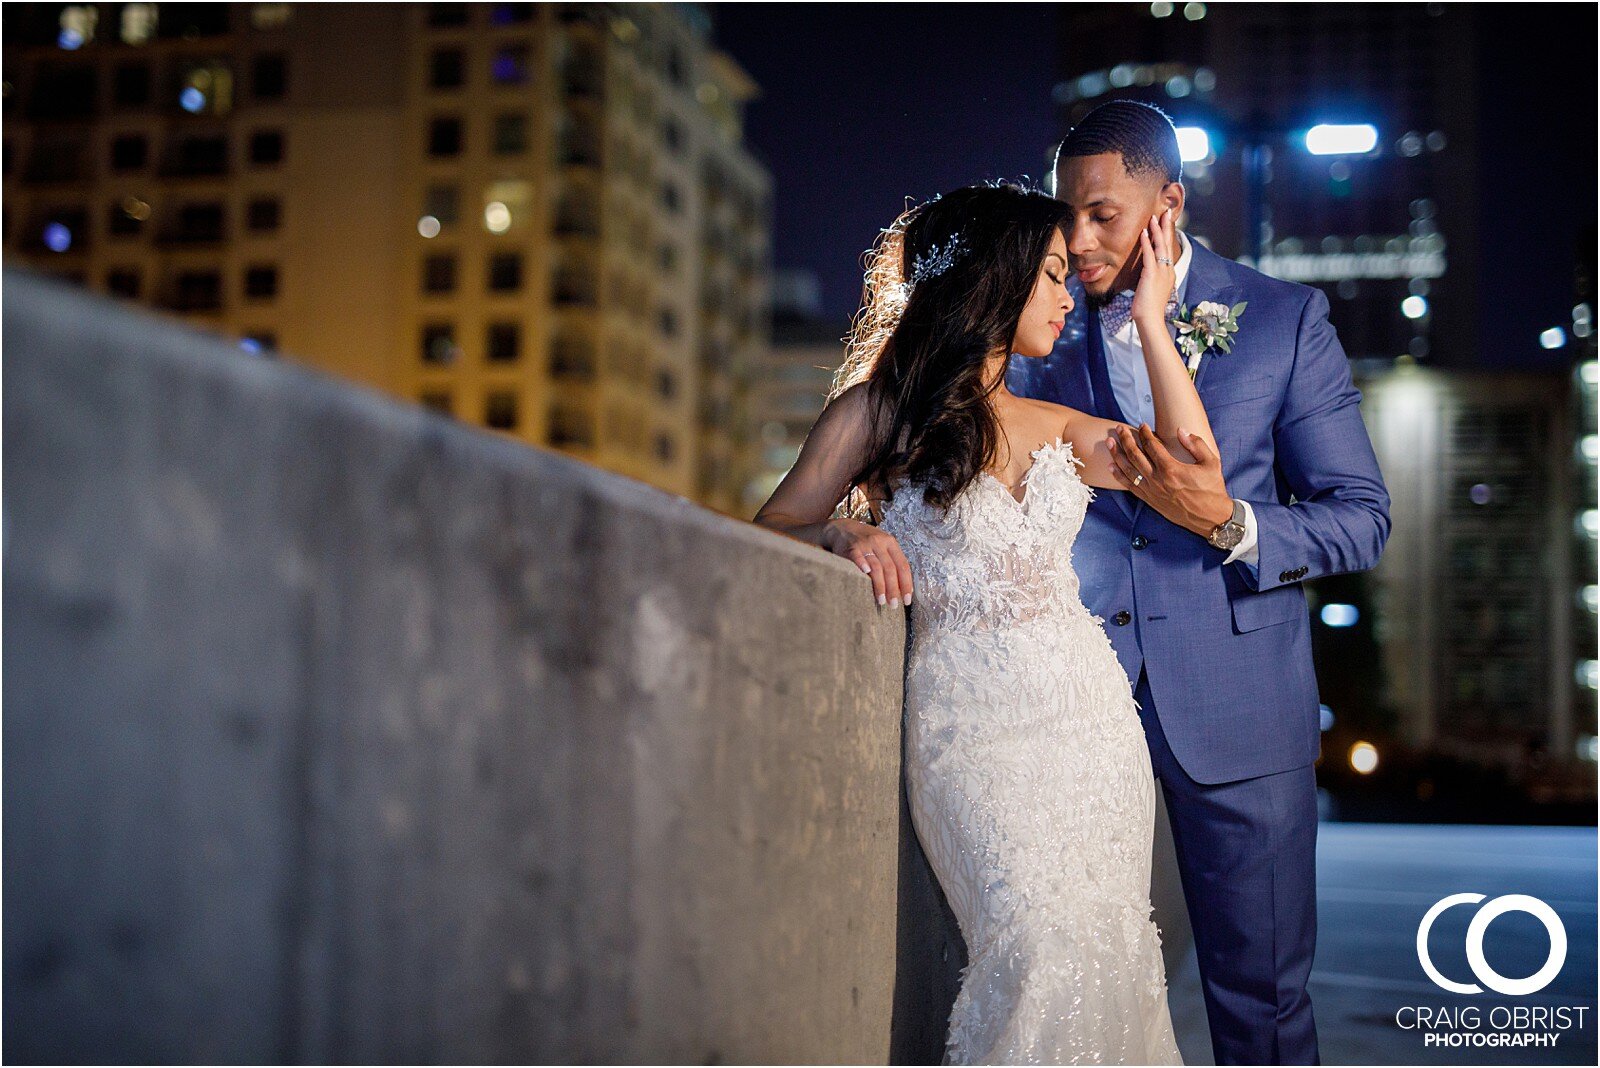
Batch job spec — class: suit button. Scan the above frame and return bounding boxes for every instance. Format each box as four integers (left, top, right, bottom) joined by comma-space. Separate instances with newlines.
1131, 535, 1149, 550
1113, 610, 1131, 626
1280, 571, 1294, 582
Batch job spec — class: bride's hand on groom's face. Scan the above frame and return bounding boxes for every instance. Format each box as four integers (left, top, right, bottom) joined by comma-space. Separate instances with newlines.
1107, 424, 1236, 537
1130, 207, 1178, 326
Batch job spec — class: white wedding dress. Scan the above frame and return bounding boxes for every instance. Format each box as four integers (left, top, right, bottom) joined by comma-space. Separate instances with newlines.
877, 437, 1183, 1065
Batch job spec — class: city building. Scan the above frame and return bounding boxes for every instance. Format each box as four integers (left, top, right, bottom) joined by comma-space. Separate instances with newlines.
2, 1, 771, 516
1354, 361, 1589, 796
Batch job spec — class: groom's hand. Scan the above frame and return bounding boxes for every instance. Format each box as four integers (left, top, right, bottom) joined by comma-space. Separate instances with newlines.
1108, 424, 1235, 538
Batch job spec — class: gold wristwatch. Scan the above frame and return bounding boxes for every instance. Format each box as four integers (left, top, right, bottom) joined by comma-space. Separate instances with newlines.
1206, 499, 1247, 552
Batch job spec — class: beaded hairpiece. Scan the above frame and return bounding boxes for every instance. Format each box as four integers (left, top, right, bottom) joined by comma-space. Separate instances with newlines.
909, 231, 967, 287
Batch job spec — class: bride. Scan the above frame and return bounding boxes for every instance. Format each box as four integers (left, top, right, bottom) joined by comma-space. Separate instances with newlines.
754, 181, 1211, 1064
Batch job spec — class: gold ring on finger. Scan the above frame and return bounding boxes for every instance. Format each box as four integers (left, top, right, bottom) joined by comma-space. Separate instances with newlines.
1133, 474, 1145, 486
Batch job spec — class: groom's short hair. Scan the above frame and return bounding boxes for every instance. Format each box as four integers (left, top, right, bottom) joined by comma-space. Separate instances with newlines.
1056, 100, 1183, 185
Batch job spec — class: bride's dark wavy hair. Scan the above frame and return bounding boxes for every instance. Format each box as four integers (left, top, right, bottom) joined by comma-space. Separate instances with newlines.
832, 179, 1070, 518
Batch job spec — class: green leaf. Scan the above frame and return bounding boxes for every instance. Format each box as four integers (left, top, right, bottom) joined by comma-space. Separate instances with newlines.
1230, 301, 1249, 317
1218, 338, 1233, 353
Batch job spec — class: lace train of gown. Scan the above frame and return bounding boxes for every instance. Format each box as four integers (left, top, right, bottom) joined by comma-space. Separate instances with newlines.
878, 438, 1183, 1066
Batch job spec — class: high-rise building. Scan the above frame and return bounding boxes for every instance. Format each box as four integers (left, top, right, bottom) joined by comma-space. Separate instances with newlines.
1054, 3, 1480, 367
2, 2, 771, 516
1354, 361, 1589, 797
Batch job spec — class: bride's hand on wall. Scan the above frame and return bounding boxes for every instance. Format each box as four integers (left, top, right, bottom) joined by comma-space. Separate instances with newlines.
824, 519, 914, 608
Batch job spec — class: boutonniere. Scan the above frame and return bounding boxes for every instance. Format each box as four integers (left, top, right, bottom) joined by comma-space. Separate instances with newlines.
1170, 300, 1248, 379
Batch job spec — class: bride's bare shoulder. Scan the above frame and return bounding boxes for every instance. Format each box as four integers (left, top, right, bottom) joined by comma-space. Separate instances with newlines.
1016, 395, 1094, 436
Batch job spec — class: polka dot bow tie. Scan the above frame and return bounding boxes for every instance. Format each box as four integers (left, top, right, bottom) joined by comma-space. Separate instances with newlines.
1100, 292, 1177, 338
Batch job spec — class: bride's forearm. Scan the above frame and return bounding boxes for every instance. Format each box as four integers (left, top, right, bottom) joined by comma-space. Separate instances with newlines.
1134, 313, 1217, 462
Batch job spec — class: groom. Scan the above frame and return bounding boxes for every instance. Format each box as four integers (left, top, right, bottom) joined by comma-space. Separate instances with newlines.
1007, 100, 1391, 1065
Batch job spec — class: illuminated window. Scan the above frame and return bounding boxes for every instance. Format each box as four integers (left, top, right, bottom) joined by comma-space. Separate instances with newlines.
120, 3, 157, 45
482, 179, 532, 232
251, 4, 291, 30
58, 5, 98, 48
179, 60, 235, 116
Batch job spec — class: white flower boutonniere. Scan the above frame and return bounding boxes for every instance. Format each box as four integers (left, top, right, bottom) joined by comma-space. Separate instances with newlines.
1170, 300, 1248, 379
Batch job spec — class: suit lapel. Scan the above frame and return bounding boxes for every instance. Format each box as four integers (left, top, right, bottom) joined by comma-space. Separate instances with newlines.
1085, 303, 1138, 524
1180, 240, 1245, 396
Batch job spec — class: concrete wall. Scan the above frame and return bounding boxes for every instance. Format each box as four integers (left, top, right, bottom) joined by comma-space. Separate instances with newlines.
1, 269, 926, 1063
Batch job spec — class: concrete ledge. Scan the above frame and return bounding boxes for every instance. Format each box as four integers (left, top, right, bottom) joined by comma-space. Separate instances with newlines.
2, 268, 912, 1063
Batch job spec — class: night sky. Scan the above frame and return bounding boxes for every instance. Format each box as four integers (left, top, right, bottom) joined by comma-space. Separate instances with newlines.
713, 4, 1597, 369
713, 3, 1058, 325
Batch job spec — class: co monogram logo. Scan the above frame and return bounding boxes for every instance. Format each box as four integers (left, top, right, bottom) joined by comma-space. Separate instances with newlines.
1416, 893, 1567, 996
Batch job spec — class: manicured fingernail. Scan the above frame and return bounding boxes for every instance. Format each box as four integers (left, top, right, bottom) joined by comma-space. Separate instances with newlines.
905, 591, 913, 604
890, 597, 900, 608
860, 562, 871, 573
878, 593, 886, 606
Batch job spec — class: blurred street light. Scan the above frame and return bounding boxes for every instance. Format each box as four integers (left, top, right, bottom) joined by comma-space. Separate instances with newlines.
1180, 115, 1382, 262
1306, 123, 1380, 156
1175, 125, 1211, 164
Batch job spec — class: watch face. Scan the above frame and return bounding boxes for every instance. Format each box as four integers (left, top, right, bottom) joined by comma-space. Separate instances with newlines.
1213, 523, 1245, 550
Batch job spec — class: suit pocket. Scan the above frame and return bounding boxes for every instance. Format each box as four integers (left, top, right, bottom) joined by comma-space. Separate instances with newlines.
1199, 374, 1275, 410
1230, 586, 1305, 632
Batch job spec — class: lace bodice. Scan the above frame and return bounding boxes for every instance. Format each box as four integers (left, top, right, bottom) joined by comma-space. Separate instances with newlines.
878, 437, 1100, 636
878, 435, 1182, 1064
